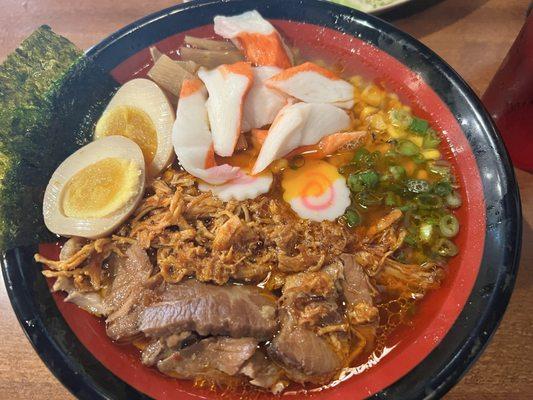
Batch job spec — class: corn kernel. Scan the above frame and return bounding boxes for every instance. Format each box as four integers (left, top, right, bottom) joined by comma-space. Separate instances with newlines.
353, 102, 365, 116
416, 169, 429, 180
360, 106, 378, 120
408, 135, 424, 148
349, 75, 364, 88
361, 85, 386, 107
422, 149, 441, 160
387, 125, 407, 139
369, 113, 387, 131
387, 99, 403, 111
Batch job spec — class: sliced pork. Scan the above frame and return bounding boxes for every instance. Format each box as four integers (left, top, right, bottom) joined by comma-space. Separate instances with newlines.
59, 237, 88, 261
270, 324, 342, 381
240, 351, 286, 393
269, 268, 347, 384
157, 337, 258, 378
339, 253, 379, 352
139, 279, 277, 340
103, 245, 153, 341
141, 331, 196, 366
339, 253, 379, 325
52, 276, 108, 316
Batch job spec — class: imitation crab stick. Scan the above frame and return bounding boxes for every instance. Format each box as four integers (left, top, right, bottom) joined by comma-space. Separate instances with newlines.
172, 78, 240, 184
242, 66, 289, 132
214, 10, 292, 69
198, 62, 253, 157
250, 129, 269, 149
287, 131, 367, 159
251, 103, 352, 175
266, 62, 355, 109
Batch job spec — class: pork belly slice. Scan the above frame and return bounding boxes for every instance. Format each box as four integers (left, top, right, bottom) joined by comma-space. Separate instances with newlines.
240, 350, 287, 394
157, 336, 258, 378
139, 279, 277, 340
268, 268, 346, 384
338, 253, 379, 352
103, 245, 154, 341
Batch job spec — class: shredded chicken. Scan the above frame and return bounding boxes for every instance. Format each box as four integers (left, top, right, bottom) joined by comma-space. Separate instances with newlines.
36, 168, 351, 287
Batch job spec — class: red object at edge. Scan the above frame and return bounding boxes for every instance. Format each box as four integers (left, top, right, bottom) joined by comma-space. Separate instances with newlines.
482, 8, 533, 172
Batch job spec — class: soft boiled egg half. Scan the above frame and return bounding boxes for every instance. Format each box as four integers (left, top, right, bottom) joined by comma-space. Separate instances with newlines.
43, 136, 145, 238
281, 159, 351, 221
95, 78, 175, 178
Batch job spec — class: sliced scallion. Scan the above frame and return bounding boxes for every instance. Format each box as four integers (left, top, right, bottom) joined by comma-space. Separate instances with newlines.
348, 173, 364, 192
344, 209, 361, 227
359, 170, 379, 189
419, 222, 434, 243
432, 238, 458, 257
389, 109, 413, 129
416, 193, 443, 209
423, 128, 441, 148
353, 148, 370, 164
389, 165, 406, 180
407, 179, 430, 194
409, 117, 429, 134
434, 181, 452, 197
356, 191, 383, 207
397, 139, 420, 156
385, 192, 397, 206
446, 191, 462, 209
439, 214, 459, 238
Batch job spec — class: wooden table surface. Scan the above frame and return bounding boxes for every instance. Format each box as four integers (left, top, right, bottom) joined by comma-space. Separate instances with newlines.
0, 0, 531, 398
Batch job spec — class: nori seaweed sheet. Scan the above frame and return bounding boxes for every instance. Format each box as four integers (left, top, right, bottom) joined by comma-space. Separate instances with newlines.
0, 26, 119, 251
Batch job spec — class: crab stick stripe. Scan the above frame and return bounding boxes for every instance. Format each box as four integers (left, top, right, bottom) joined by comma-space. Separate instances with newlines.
266, 62, 355, 109
198, 62, 253, 157
214, 10, 292, 69
172, 78, 240, 185
251, 102, 352, 175
286, 131, 367, 159
180, 78, 204, 97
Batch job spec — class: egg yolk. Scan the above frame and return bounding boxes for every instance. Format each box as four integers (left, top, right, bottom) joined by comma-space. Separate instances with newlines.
95, 105, 158, 165
282, 159, 341, 201
62, 157, 141, 219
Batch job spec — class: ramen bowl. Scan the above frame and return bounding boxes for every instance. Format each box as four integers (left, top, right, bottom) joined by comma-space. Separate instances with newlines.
2, 0, 521, 399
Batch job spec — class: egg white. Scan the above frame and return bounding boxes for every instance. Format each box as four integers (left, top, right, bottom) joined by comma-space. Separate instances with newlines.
43, 136, 146, 238
97, 78, 175, 178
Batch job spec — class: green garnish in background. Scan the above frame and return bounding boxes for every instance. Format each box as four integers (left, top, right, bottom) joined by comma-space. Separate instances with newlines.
0, 26, 118, 252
